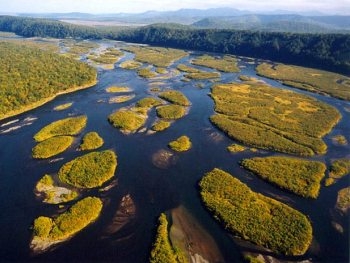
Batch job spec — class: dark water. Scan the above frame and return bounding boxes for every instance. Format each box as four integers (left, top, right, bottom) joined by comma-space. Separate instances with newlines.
0, 40, 349, 263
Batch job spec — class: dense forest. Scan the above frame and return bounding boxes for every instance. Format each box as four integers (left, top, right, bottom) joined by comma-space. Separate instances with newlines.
0, 15, 349, 74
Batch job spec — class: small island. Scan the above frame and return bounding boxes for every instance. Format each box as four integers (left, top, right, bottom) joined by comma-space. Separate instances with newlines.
105, 86, 132, 93
191, 54, 239, 73
227, 143, 246, 153
151, 120, 171, 132
108, 109, 147, 134
32, 136, 74, 159
156, 105, 186, 120
159, 90, 190, 106
325, 158, 350, 186
168, 135, 192, 152
79, 132, 104, 151
53, 102, 73, 111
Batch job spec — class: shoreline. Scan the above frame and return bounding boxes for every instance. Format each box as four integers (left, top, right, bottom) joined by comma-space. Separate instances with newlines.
0, 79, 98, 122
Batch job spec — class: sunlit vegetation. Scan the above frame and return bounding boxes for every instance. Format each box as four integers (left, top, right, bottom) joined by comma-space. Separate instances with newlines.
119, 60, 142, 70
242, 156, 326, 198
210, 83, 340, 156
149, 214, 178, 263
156, 105, 186, 120
335, 187, 350, 214
168, 136, 192, 152
58, 150, 117, 188
54, 103, 73, 111
64, 40, 99, 55
227, 143, 246, 153
177, 64, 202, 73
159, 90, 190, 106
88, 48, 123, 64
109, 95, 135, 103
79, 132, 104, 151
332, 135, 348, 145
239, 75, 264, 83
108, 109, 146, 133
191, 55, 239, 73
256, 63, 350, 101
122, 46, 188, 67
0, 41, 96, 120
199, 168, 313, 256
105, 86, 132, 93
152, 120, 171, 132
32, 136, 74, 159
34, 115, 87, 142
136, 97, 163, 108
185, 72, 221, 80
32, 197, 102, 242
137, 68, 158, 78
325, 158, 350, 186
156, 67, 167, 74
35, 174, 78, 204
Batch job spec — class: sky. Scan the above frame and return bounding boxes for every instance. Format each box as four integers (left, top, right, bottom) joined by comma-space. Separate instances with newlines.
0, 0, 349, 15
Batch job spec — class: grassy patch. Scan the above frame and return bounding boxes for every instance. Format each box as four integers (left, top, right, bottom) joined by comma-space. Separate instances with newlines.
156, 67, 167, 74
336, 187, 350, 213
79, 132, 104, 151
109, 95, 135, 103
32, 136, 74, 159
210, 83, 340, 156
325, 158, 350, 186
159, 90, 190, 106
54, 103, 73, 111
242, 156, 326, 198
199, 168, 313, 256
227, 144, 246, 153
332, 135, 348, 145
119, 60, 142, 70
58, 150, 117, 188
34, 115, 87, 142
169, 136, 192, 152
106, 86, 132, 93
108, 109, 146, 133
136, 97, 163, 108
256, 63, 350, 101
192, 55, 239, 73
156, 105, 186, 120
152, 120, 171, 132
137, 68, 157, 78
185, 72, 221, 80
177, 64, 201, 73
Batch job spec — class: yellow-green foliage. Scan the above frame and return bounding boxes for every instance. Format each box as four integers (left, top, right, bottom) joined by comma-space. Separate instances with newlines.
122, 46, 187, 67
54, 103, 73, 111
79, 132, 104, 151
227, 144, 246, 153
210, 83, 340, 156
88, 48, 123, 64
58, 150, 117, 188
38, 174, 54, 187
157, 105, 186, 120
33, 197, 102, 240
119, 60, 142, 70
34, 115, 87, 142
336, 187, 350, 213
242, 156, 326, 198
177, 64, 202, 73
185, 72, 221, 80
192, 55, 239, 73
108, 110, 146, 133
137, 68, 157, 78
136, 97, 163, 108
326, 158, 350, 186
332, 135, 348, 145
32, 136, 74, 159
159, 90, 190, 106
0, 41, 96, 120
109, 95, 135, 104
156, 67, 167, 74
152, 120, 171, 132
169, 136, 192, 152
150, 213, 178, 263
256, 63, 350, 101
199, 168, 313, 256
106, 86, 132, 93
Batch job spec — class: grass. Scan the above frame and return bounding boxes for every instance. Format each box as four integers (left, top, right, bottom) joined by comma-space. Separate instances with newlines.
32, 136, 74, 159
199, 168, 313, 256
119, 60, 142, 70
227, 144, 246, 153
191, 55, 239, 73
79, 132, 104, 151
241, 156, 326, 198
256, 63, 350, 101
159, 90, 190, 106
325, 158, 350, 186
32, 197, 102, 241
136, 97, 163, 108
34, 115, 87, 142
106, 86, 132, 93
137, 68, 157, 78
168, 136, 192, 152
54, 103, 73, 111
210, 83, 340, 156
108, 109, 146, 133
58, 150, 117, 188
152, 120, 171, 132
156, 105, 186, 120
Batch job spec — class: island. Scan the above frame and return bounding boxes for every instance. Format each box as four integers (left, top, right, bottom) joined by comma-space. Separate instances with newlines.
79, 132, 104, 151
32, 136, 74, 159
168, 136, 192, 152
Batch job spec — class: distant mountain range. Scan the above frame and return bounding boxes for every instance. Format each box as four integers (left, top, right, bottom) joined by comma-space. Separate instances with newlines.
9, 8, 350, 33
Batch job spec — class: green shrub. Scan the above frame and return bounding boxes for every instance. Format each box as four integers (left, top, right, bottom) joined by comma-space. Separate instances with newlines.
32, 136, 74, 159
108, 110, 146, 133
168, 136, 192, 152
159, 90, 190, 106
79, 132, 104, 151
156, 105, 186, 120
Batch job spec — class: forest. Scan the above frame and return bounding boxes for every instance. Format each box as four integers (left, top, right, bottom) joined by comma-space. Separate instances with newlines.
0, 15, 349, 74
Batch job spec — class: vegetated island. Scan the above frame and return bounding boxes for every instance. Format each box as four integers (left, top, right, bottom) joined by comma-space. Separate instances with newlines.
159, 90, 191, 106
256, 63, 350, 101
177, 63, 221, 80
53, 102, 73, 111
210, 82, 341, 156
79, 132, 104, 151
58, 150, 117, 188
108, 109, 147, 134
227, 143, 246, 153
32, 136, 74, 159
119, 60, 143, 70
241, 156, 326, 198
199, 168, 313, 256
168, 135, 192, 152
31, 196, 102, 254
335, 187, 350, 214
0, 41, 97, 121
325, 158, 350, 186
105, 86, 132, 93
191, 54, 239, 73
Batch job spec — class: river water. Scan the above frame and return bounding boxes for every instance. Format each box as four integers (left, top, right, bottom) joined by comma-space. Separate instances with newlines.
0, 39, 349, 262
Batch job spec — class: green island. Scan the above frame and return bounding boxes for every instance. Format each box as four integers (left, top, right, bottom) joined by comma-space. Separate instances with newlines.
199, 168, 313, 256
168, 136, 192, 152
332, 135, 348, 145
32, 136, 74, 159
31, 197, 102, 252
137, 68, 158, 78
325, 158, 350, 186
177, 63, 221, 80
34, 115, 87, 142
136, 97, 163, 108
227, 143, 246, 153
177, 64, 202, 73
54, 102, 73, 111
79, 132, 104, 151
241, 156, 326, 198
335, 187, 350, 214
152, 120, 171, 132
120, 60, 143, 70
35, 174, 78, 204
0, 41, 97, 120
210, 83, 340, 156
191, 55, 239, 73
108, 109, 147, 133
58, 150, 117, 188
106, 86, 132, 93
156, 67, 168, 74
109, 95, 135, 104
156, 105, 186, 120
256, 63, 350, 101
122, 46, 188, 67
159, 90, 190, 106
88, 48, 123, 65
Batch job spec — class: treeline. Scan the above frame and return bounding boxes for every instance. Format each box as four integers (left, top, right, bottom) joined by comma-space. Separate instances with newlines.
0, 15, 349, 74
